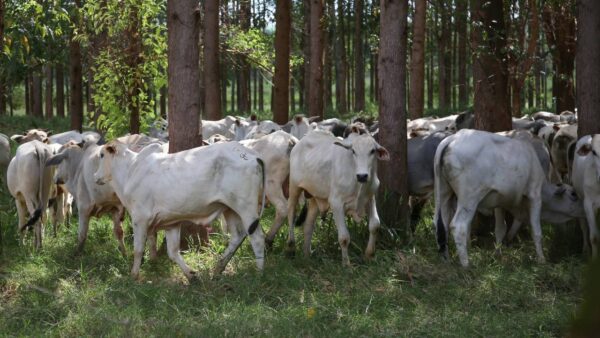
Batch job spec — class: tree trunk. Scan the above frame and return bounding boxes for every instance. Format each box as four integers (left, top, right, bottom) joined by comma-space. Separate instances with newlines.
237, 0, 251, 114
427, 29, 434, 110
0, 0, 4, 115
159, 85, 167, 118
302, 0, 311, 112
32, 73, 43, 118
335, 0, 347, 114
408, 0, 426, 119
70, 0, 84, 131
472, 0, 511, 132
25, 76, 30, 116
354, 0, 365, 112
56, 64, 65, 117
542, 2, 576, 114
308, 0, 324, 118
323, 0, 333, 111
577, 0, 600, 137
204, 0, 221, 120
273, 0, 291, 125
125, 5, 142, 134
437, 0, 450, 111
44, 65, 53, 119
456, 0, 468, 108
378, 0, 410, 238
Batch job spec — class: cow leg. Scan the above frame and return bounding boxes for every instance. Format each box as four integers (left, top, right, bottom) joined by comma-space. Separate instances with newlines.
365, 196, 381, 259
76, 212, 90, 253
286, 184, 302, 255
265, 184, 288, 249
131, 223, 148, 280
53, 192, 65, 237
494, 208, 507, 254
450, 203, 477, 267
165, 226, 195, 280
584, 200, 599, 258
214, 210, 246, 275
528, 199, 546, 263
16, 198, 27, 244
578, 218, 591, 256
248, 224, 266, 271
330, 202, 351, 267
112, 210, 127, 257
302, 198, 320, 257
34, 222, 43, 249
506, 219, 523, 243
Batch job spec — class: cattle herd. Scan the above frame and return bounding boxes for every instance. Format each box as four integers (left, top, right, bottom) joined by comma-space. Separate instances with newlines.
1, 109, 598, 281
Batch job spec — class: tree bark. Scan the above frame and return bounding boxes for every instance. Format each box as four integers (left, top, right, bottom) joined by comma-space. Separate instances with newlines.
457, 0, 468, 108
0, 0, 4, 115
471, 0, 511, 132
378, 0, 410, 237
25, 76, 30, 116
302, 0, 311, 112
323, 0, 333, 111
542, 1, 576, 114
408, 0, 426, 119
32, 73, 43, 118
45, 65, 53, 119
273, 0, 291, 125
204, 0, 221, 120
308, 0, 324, 118
159, 85, 167, 118
437, 0, 450, 111
69, 0, 84, 132
167, 0, 203, 152
354, 0, 365, 112
334, 0, 347, 114
237, 0, 251, 114
577, 0, 600, 137
125, 4, 142, 134
56, 64, 65, 117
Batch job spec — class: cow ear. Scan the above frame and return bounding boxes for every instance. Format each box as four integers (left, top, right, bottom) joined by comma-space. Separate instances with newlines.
553, 124, 561, 132
250, 114, 257, 121
295, 115, 303, 123
235, 119, 241, 126
76, 141, 85, 148
46, 130, 53, 137
333, 141, 352, 150
409, 131, 418, 138
376, 145, 390, 161
46, 153, 67, 167
577, 143, 593, 156
105, 145, 116, 154
10, 135, 24, 143
202, 140, 210, 146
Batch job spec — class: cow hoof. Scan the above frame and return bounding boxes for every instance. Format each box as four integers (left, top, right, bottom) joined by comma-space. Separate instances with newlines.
188, 271, 200, 285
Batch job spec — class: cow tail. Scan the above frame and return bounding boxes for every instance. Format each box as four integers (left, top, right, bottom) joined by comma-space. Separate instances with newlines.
294, 201, 308, 227
257, 158, 266, 219
433, 136, 452, 257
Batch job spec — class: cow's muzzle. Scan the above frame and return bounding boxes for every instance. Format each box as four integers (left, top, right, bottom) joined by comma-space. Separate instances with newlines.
356, 174, 369, 183
95, 178, 105, 185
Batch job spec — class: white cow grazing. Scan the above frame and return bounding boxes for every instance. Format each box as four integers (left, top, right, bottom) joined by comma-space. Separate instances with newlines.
46, 141, 127, 255
7, 140, 55, 248
286, 130, 389, 265
93, 141, 266, 280
434, 130, 585, 267
572, 135, 600, 257
240, 131, 298, 247
203, 115, 240, 140
10, 129, 49, 144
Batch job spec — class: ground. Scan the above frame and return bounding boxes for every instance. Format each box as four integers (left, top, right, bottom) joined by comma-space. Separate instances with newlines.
0, 116, 587, 336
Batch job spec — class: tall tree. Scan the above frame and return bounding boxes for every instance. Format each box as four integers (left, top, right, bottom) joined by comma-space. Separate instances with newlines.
167, 0, 203, 152
456, 0, 468, 108
354, 0, 365, 112
471, 0, 511, 132
308, 0, 324, 118
125, 4, 142, 134
577, 0, 600, 137
302, 0, 311, 111
378, 0, 409, 236
408, 0, 426, 119
334, 0, 347, 114
273, 0, 291, 125
542, 1, 576, 114
0, 0, 4, 115
437, 0, 450, 110
56, 64, 65, 117
44, 65, 53, 119
32, 73, 43, 118
238, 0, 251, 113
204, 0, 221, 120
70, 0, 84, 132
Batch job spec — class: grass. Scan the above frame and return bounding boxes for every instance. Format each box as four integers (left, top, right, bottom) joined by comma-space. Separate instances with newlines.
0, 116, 590, 336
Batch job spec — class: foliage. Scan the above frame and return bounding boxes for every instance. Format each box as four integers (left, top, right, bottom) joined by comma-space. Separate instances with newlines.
82, 0, 166, 138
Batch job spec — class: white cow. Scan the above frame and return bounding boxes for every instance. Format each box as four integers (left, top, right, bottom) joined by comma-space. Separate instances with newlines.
1, 133, 10, 188
7, 140, 55, 248
93, 141, 266, 280
49, 130, 101, 145
46, 141, 127, 255
240, 131, 298, 247
551, 123, 577, 182
10, 129, 49, 144
288, 115, 311, 140
434, 130, 584, 267
286, 130, 389, 265
572, 135, 600, 257
203, 115, 241, 140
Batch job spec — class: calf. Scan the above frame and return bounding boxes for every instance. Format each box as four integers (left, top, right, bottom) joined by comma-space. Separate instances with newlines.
94, 141, 266, 280
287, 130, 389, 265
7, 141, 55, 248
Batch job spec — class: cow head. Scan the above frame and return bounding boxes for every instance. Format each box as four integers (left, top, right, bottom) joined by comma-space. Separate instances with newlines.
541, 183, 585, 219
11, 129, 50, 144
46, 141, 85, 185
334, 134, 390, 183
577, 135, 600, 182
94, 142, 119, 185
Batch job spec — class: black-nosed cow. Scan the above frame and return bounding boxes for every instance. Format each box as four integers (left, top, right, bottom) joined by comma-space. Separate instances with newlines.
93, 141, 266, 280
286, 130, 389, 266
